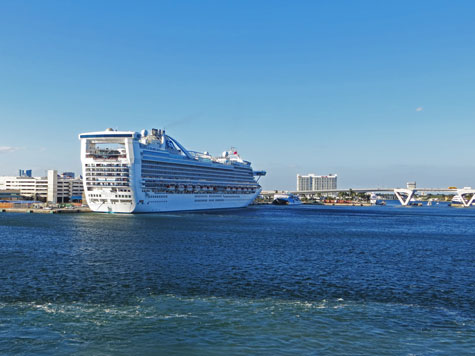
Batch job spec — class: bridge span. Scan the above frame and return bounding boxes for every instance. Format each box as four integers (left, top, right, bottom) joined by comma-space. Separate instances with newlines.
260, 184, 475, 207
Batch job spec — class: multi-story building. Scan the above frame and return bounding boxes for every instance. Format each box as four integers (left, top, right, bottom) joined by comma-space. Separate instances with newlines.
296, 174, 313, 191
296, 173, 337, 191
0, 170, 83, 203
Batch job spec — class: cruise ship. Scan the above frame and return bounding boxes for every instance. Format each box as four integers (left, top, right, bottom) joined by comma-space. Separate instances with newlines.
79, 128, 265, 213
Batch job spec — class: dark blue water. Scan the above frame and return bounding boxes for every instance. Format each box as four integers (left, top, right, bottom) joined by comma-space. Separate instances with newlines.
1, 204, 474, 355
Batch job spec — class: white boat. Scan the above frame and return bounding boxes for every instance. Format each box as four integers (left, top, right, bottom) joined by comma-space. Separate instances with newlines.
369, 192, 384, 205
79, 128, 266, 213
427, 198, 439, 206
272, 193, 302, 205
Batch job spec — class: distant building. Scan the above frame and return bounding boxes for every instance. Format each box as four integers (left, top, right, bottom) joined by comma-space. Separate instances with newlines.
61, 172, 75, 179
296, 174, 338, 191
18, 169, 32, 177
0, 170, 83, 203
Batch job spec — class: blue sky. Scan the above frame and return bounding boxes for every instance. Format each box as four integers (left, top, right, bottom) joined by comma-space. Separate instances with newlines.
1, 0, 474, 189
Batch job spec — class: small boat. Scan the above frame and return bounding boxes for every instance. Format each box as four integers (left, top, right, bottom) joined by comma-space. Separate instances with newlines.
369, 192, 384, 205
272, 193, 302, 205
408, 197, 423, 206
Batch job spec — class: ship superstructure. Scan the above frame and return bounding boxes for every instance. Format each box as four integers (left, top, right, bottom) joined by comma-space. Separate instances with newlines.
79, 128, 265, 213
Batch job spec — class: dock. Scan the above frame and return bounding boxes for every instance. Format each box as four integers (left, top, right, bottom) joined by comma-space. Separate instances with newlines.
1, 207, 91, 214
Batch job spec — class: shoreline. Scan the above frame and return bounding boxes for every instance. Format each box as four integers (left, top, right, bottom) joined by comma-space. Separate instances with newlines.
1, 207, 92, 214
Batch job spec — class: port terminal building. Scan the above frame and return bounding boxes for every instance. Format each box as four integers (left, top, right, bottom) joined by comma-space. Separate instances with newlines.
0, 170, 83, 203
0, 190, 23, 201
297, 173, 337, 192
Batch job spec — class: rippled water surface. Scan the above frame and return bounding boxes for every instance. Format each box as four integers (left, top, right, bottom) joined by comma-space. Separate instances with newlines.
1, 204, 474, 355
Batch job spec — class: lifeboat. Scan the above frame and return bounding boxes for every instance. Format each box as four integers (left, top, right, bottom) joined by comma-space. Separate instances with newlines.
194, 186, 201, 192
178, 185, 185, 192
186, 185, 193, 192
167, 185, 176, 191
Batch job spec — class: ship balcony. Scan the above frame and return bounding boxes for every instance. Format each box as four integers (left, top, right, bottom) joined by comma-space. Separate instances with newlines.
86, 182, 130, 187
85, 163, 129, 168
86, 177, 129, 182
85, 154, 127, 160
86, 168, 129, 173
85, 173, 129, 177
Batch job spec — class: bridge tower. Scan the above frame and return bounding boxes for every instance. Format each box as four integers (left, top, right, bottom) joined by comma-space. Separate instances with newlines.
394, 182, 417, 206
456, 187, 475, 207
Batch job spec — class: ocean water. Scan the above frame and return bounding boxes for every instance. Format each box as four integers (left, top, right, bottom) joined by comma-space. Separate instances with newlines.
0, 204, 474, 355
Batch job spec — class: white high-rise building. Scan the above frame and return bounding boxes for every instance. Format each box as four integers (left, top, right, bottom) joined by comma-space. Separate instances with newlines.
296, 174, 337, 191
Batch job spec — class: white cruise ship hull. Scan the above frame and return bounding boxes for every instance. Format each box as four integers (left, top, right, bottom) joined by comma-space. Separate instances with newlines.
87, 191, 260, 213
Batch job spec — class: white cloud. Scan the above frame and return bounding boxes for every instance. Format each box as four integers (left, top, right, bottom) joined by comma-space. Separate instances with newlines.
0, 146, 19, 153
416, 107, 424, 112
